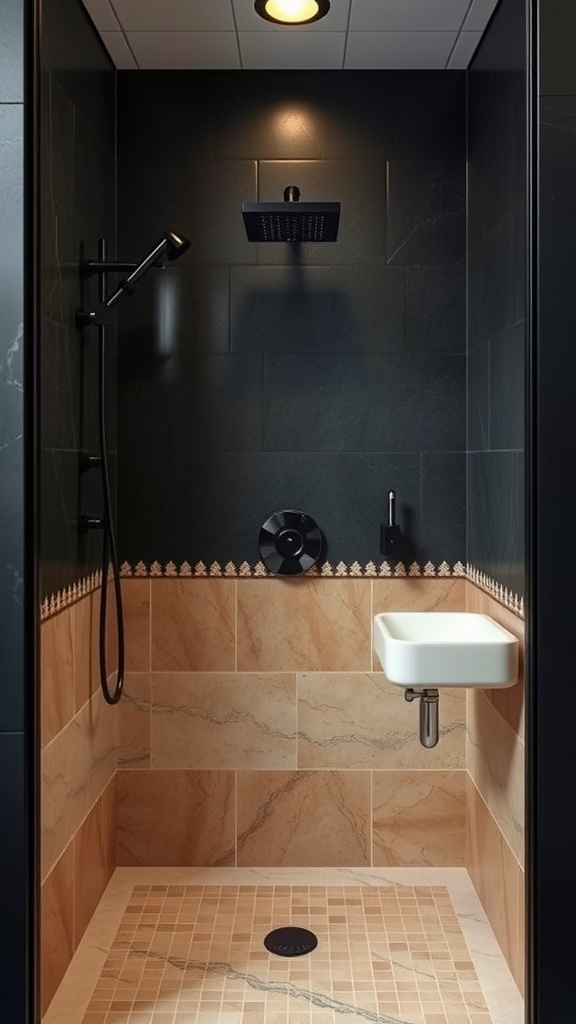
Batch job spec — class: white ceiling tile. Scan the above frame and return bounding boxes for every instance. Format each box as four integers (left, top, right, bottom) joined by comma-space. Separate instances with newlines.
233, 0, 351, 31
448, 30, 482, 67
239, 31, 346, 68
100, 31, 138, 68
127, 32, 241, 69
463, 0, 500, 31
110, 0, 235, 32
345, 31, 457, 68
350, 0, 471, 32
81, 0, 121, 31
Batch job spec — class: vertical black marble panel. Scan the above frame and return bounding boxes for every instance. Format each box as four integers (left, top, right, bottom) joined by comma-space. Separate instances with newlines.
0, 103, 24, 732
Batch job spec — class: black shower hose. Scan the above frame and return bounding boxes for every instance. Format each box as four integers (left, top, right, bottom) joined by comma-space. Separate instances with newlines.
97, 327, 125, 705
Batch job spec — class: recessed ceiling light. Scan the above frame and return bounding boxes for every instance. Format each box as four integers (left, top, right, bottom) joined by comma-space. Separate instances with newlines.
254, 0, 331, 26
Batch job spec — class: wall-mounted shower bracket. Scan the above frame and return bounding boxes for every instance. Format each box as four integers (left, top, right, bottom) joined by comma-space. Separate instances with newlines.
404, 688, 439, 748
76, 306, 114, 329
81, 258, 165, 277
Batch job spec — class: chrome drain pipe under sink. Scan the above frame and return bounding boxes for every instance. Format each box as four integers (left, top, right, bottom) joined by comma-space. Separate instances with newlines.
404, 688, 440, 748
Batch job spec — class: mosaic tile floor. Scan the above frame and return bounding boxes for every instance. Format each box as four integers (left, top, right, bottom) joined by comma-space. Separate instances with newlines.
44, 869, 523, 1024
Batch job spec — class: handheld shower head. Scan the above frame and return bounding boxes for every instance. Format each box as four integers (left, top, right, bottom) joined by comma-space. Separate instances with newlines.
165, 230, 191, 261
104, 229, 191, 309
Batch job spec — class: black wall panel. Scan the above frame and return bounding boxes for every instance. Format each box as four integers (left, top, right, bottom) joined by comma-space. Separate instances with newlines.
467, 0, 527, 597
39, 0, 115, 601
117, 70, 467, 570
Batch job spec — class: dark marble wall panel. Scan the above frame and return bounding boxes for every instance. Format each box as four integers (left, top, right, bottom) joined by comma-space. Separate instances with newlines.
467, 0, 527, 596
39, 0, 115, 600
0, 88, 24, 738
117, 71, 466, 570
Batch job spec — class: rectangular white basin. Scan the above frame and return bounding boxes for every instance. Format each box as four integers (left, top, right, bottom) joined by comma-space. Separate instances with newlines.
373, 611, 519, 688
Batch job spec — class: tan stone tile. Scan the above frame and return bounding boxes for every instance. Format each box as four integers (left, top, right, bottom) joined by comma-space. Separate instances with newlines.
71, 592, 100, 712
513, 865, 526, 997
40, 842, 74, 1016
151, 579, 235, 671
103, 773, 117, 880
237, 770, 370, 866
117, 769, 235, 866
74, 796, 108, 944
372, 770, 466, 867
151, 673, 297, 770
466, 777, 518, 979
465, 582, 525, 738
41, 607, 75, 747
119, 673, 151, 768
298, 673, 466, 769
372, 578, 466, 613
41, 692, 118, 879
237, 578, 371, 672
122, 579, 151, 672
467, 690, 524, 864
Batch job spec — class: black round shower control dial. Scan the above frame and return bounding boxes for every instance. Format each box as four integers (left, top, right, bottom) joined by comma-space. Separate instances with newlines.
259, 510, 324, 576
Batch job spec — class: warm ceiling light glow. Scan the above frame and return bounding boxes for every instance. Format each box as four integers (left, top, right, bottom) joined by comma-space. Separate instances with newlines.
254, 0, 330, 26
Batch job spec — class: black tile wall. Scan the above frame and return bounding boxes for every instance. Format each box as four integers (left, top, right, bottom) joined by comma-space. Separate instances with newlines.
117, 70, 467, 569
0, 0, 30, 1017
39, 0, 116, 600
467, 0, 527, 597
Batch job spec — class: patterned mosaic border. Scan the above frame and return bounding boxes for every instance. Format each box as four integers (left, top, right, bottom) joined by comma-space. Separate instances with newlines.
40, 560, 524, 620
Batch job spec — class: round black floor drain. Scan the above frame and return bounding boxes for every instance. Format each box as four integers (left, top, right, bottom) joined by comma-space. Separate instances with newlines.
264, 926, 318, 957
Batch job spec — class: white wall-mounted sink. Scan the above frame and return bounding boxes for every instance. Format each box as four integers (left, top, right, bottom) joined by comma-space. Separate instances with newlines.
373, 612, 519, 688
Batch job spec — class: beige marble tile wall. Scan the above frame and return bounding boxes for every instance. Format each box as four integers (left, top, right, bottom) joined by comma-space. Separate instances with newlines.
40, 591, 119, 1014
465, 585, 525, 995
117, 577, 468, 869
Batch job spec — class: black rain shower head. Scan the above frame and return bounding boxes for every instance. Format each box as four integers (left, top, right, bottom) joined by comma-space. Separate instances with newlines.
242, 185, 340, 243
104, 229, 191, 309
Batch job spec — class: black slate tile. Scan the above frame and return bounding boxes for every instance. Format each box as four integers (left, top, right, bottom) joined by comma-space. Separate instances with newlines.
118, 449, 422, 569
254, 159, 388, 266
263, 353, 465, 452
117, 71, 216, 164
387, 160, 466, 267
118, 265, 230, 360
393, 72, 466, 159
467, 450, 525, 597
119, 157, 257, 266
490, 321, 525, 451
214, 70, 396, 160
40, 317, 80, 451
230, 264, 404, 353
405, 265, 465, 351
421, 452, 466, 567
40, 448, 102, 600
119, 353, 263, 455
467, 342, 490, 453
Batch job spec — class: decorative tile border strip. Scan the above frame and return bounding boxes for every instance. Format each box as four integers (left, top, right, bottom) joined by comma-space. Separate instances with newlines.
40, 570, 102, 622
118, 558, 467, 579
40, 560, 523, 621
467, 563, 524, 619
